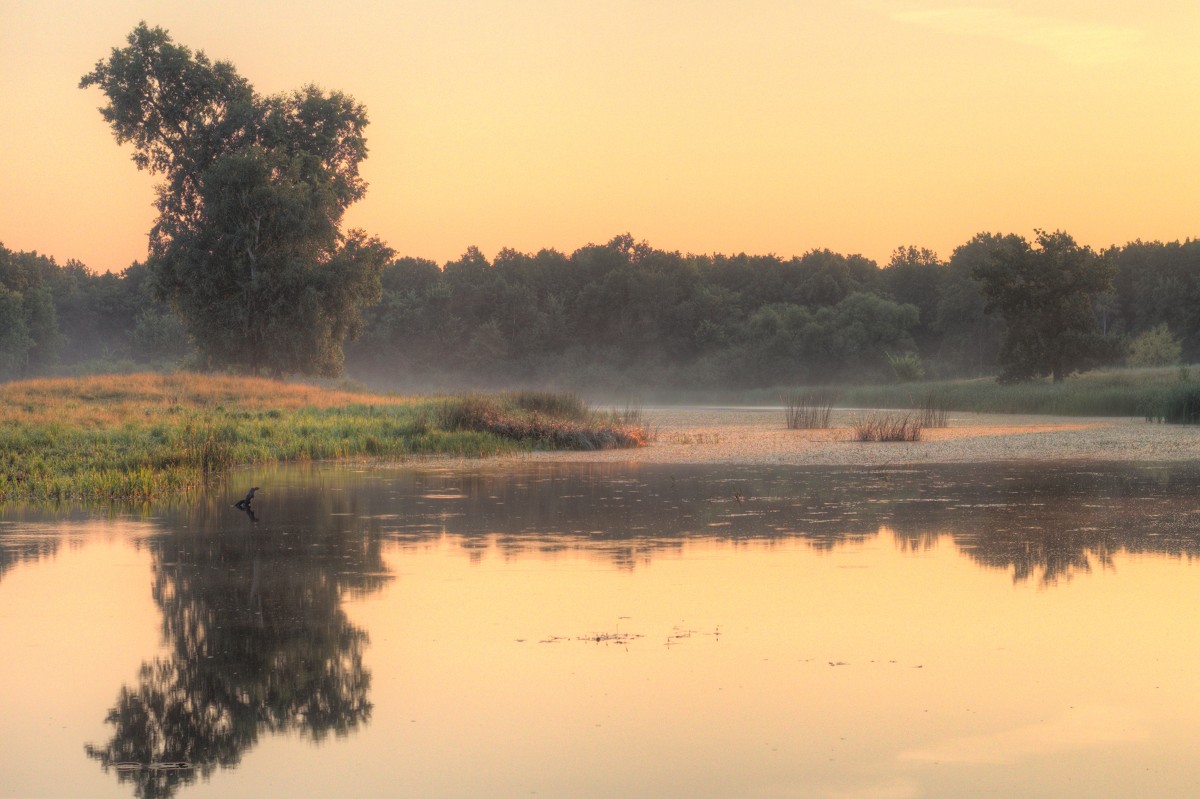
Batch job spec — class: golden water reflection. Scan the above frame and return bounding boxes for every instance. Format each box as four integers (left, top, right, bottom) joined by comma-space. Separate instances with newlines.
1, 461, 1199, 797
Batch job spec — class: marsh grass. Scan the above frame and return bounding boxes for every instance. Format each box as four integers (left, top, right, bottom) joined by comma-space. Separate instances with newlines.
833, 368, 1186, 417
1144, 383, 1200, 424
850, 412, 923, 442
438, 394, 648, 450
783, 391, 833, 429
605, 403, 654, 441
729, 367, 1196, 417
0, 373, 646, 504
508, 390, 589, 420
914, 389, 950, 428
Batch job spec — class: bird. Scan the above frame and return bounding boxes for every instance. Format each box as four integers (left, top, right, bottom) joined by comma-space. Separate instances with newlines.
234, 486, 260, 510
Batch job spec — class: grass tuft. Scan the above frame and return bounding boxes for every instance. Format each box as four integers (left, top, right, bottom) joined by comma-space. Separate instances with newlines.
850, 412, 923, 442
783, 391, 833, 429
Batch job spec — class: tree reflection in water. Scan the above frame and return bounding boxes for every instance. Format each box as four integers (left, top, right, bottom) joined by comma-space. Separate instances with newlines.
2, 459, 1188, 797
84, 494, 391, 799
0, 509, 125, 582
376, 461, 1200, 586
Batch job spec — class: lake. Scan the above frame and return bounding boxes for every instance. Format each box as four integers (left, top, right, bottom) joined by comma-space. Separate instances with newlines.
2, 460, 1200, 798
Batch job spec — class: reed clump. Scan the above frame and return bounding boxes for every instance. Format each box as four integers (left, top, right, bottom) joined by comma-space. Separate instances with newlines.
438, 394, 648, 450
850, 412, 923, 442
783, 391, 833, 429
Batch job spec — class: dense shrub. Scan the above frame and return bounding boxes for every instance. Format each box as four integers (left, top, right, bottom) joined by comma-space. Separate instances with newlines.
1128, 324, 1182, 367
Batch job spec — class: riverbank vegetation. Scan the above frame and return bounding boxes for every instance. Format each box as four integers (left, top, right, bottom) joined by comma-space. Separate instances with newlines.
742, 367, 1194, 419
0, 374, 647, 504
826, 366, 1192, 418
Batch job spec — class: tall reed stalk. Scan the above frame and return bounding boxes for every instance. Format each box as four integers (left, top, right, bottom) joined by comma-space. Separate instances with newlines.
914, 389, 950, 428
783, 391, 833, 429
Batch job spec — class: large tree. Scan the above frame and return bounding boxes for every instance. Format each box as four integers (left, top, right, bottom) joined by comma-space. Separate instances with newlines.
972, 230, 1115, 383
81, 23, 390, 376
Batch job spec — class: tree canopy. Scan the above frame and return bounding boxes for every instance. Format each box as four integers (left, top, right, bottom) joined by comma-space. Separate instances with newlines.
6, 230, 1200, 388
80, 23, 389, 376
972, 230, 1116, 383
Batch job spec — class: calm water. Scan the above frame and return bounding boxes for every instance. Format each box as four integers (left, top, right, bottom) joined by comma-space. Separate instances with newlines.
3, 461, 1200, 798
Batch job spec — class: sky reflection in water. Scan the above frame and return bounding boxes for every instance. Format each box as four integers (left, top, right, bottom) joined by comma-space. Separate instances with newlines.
1, 461, 1199, 798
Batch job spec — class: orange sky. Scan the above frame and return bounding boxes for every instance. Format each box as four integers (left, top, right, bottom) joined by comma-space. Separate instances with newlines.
2, 1, 1198, 272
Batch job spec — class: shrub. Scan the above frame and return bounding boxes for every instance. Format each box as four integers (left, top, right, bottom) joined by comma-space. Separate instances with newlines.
887, 351, 925, 383
1128, 324, 1182, 367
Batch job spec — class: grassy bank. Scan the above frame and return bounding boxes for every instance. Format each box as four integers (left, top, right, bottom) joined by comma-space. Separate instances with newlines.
739, 367, 1197, 418
0, 373, 647, 504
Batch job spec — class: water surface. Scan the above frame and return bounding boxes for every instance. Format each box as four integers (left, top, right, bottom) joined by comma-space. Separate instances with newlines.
2, 461, 1200, 798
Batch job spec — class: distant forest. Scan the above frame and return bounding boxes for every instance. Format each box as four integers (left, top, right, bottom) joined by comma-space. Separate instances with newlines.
2, 233, 1198, 391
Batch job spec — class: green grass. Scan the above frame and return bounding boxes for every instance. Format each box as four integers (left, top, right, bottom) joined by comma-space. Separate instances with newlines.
0, 373, 647, 504
741, 366, 1197, 418
1144, 383, 1200, 424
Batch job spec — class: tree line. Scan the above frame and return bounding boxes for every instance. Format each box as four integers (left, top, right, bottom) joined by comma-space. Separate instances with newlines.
5, 23, 1192, 389
2, 233, 1198, 389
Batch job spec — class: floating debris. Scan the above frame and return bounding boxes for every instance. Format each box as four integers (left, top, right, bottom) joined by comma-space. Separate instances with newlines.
578, 631, 643, 645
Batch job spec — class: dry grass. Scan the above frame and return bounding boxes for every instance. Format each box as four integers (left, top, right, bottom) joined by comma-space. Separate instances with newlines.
850, 412, 923, 442
783, 391, 833, 429
0, 373, 414, 429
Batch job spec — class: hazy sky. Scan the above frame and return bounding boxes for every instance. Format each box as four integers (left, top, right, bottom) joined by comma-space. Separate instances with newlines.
2, 0, 1198, 272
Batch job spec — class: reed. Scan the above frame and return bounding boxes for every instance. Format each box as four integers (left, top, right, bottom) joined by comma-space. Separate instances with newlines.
783, 391, 833, 429
914, 389, 950, 428
1144, 383, 1200, 424
850, 412, 923, 442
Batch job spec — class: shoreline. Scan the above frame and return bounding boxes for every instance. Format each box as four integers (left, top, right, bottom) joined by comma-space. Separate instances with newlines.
497, 407, 1200, 467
